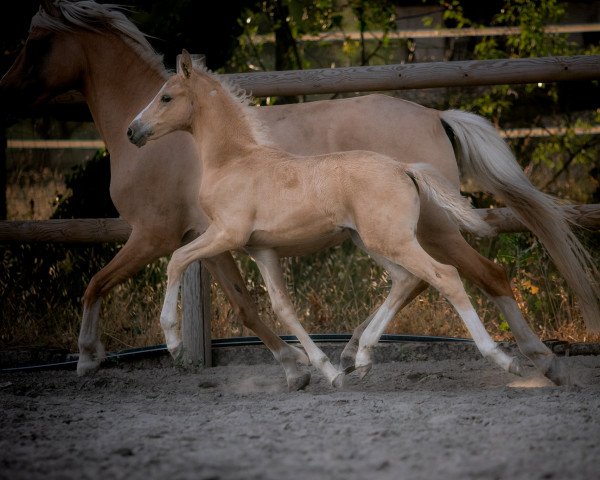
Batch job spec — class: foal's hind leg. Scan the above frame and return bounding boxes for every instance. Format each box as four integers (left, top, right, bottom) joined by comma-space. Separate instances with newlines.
360, 234, 521, 376
421, 231, 570, 385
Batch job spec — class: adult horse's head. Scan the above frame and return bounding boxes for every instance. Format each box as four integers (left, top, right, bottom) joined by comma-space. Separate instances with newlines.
0, 0, 162, 118
127, 49, 199, 147
0, 0, 87, 113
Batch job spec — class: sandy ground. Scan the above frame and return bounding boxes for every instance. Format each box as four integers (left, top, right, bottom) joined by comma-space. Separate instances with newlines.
1, 347, 599, 480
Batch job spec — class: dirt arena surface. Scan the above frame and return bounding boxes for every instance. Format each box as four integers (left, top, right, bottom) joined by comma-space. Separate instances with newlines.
1, 346, 599, 480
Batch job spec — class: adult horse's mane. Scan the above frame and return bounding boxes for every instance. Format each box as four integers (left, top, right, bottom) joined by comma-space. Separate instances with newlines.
32, 0, 165, 74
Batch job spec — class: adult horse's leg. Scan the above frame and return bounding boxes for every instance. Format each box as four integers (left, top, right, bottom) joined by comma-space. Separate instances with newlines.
77, 230, 170, 375
201, 253, 311, 391
421, 230, 571, 385
248, 248, 344, 388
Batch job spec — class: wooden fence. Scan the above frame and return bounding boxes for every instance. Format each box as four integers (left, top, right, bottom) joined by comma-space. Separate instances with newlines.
2, 55, 600, 366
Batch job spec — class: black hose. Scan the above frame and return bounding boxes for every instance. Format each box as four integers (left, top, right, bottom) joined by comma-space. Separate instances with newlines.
0, 334, 473, 373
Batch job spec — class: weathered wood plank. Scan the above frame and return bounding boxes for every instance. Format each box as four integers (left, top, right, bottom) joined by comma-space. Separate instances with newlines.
477, 204, 600, 233
224, 55, 600, 97
0, 218, 131, 243
39, 55, 600, 112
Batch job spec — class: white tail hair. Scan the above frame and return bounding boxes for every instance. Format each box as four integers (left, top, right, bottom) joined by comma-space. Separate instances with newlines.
440, 109, 600, 332
405, 163, 495, 238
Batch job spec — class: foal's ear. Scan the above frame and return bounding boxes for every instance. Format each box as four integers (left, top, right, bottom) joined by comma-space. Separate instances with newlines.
177, 49, 193, 79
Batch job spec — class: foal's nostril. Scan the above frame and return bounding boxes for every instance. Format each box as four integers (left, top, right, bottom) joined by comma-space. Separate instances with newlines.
126, 127, 134, 139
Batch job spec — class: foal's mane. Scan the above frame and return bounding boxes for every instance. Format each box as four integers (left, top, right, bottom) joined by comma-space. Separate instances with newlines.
191, 60, 272, 146
31, 0, 165, 75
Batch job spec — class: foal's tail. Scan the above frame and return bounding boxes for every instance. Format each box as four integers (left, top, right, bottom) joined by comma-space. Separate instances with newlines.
405, 163, 495, 238
440, 109, 600, 332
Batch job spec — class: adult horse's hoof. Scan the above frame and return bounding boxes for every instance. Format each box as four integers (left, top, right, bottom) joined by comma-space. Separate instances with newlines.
288, 371, 311, 392
76, 343, 105, 376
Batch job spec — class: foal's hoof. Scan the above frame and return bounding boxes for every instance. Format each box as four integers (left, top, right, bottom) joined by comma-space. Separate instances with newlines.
508, 357, 524, 377
287, 371, 311, 392
544, 357, 572, 386
355, 363, 372, 380
331, 372, 346, 389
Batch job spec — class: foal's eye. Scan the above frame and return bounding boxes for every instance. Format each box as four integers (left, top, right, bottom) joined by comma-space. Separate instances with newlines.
161, 94, 172, 103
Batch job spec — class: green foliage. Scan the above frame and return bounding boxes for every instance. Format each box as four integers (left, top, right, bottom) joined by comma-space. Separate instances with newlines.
441, 0, 472, 29
447, 0, 599, 200
228, 0, 401, 82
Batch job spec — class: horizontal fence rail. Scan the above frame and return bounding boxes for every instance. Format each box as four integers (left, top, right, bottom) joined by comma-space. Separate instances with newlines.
223, 55, 600, 97
38, 54, 600, 114
1, 205, 599, 243
253, 24, 600, 43
8, 125, 600, 150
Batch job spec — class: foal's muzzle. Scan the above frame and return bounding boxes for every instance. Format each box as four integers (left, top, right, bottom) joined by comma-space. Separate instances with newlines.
127, 120, 152, 148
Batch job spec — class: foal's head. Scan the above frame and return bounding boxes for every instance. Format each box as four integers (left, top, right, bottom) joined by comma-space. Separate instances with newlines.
128, 50, 215, 147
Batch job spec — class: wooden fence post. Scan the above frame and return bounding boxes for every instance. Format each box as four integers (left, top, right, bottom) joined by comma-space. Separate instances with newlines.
0, 121, 7, 220
181, 261, 212, 367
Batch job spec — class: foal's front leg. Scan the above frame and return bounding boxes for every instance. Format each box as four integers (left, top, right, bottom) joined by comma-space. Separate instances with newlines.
249, 248, 345, 388
160, 225, 238, 359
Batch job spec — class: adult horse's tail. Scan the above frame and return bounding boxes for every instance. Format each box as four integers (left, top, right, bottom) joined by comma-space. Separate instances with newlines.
440, 109, 600, 332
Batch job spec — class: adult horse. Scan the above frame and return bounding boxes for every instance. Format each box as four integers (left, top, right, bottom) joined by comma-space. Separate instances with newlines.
1, 0, 597, 386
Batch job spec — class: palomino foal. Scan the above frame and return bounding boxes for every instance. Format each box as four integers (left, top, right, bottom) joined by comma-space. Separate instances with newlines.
128, 50, 520, 386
